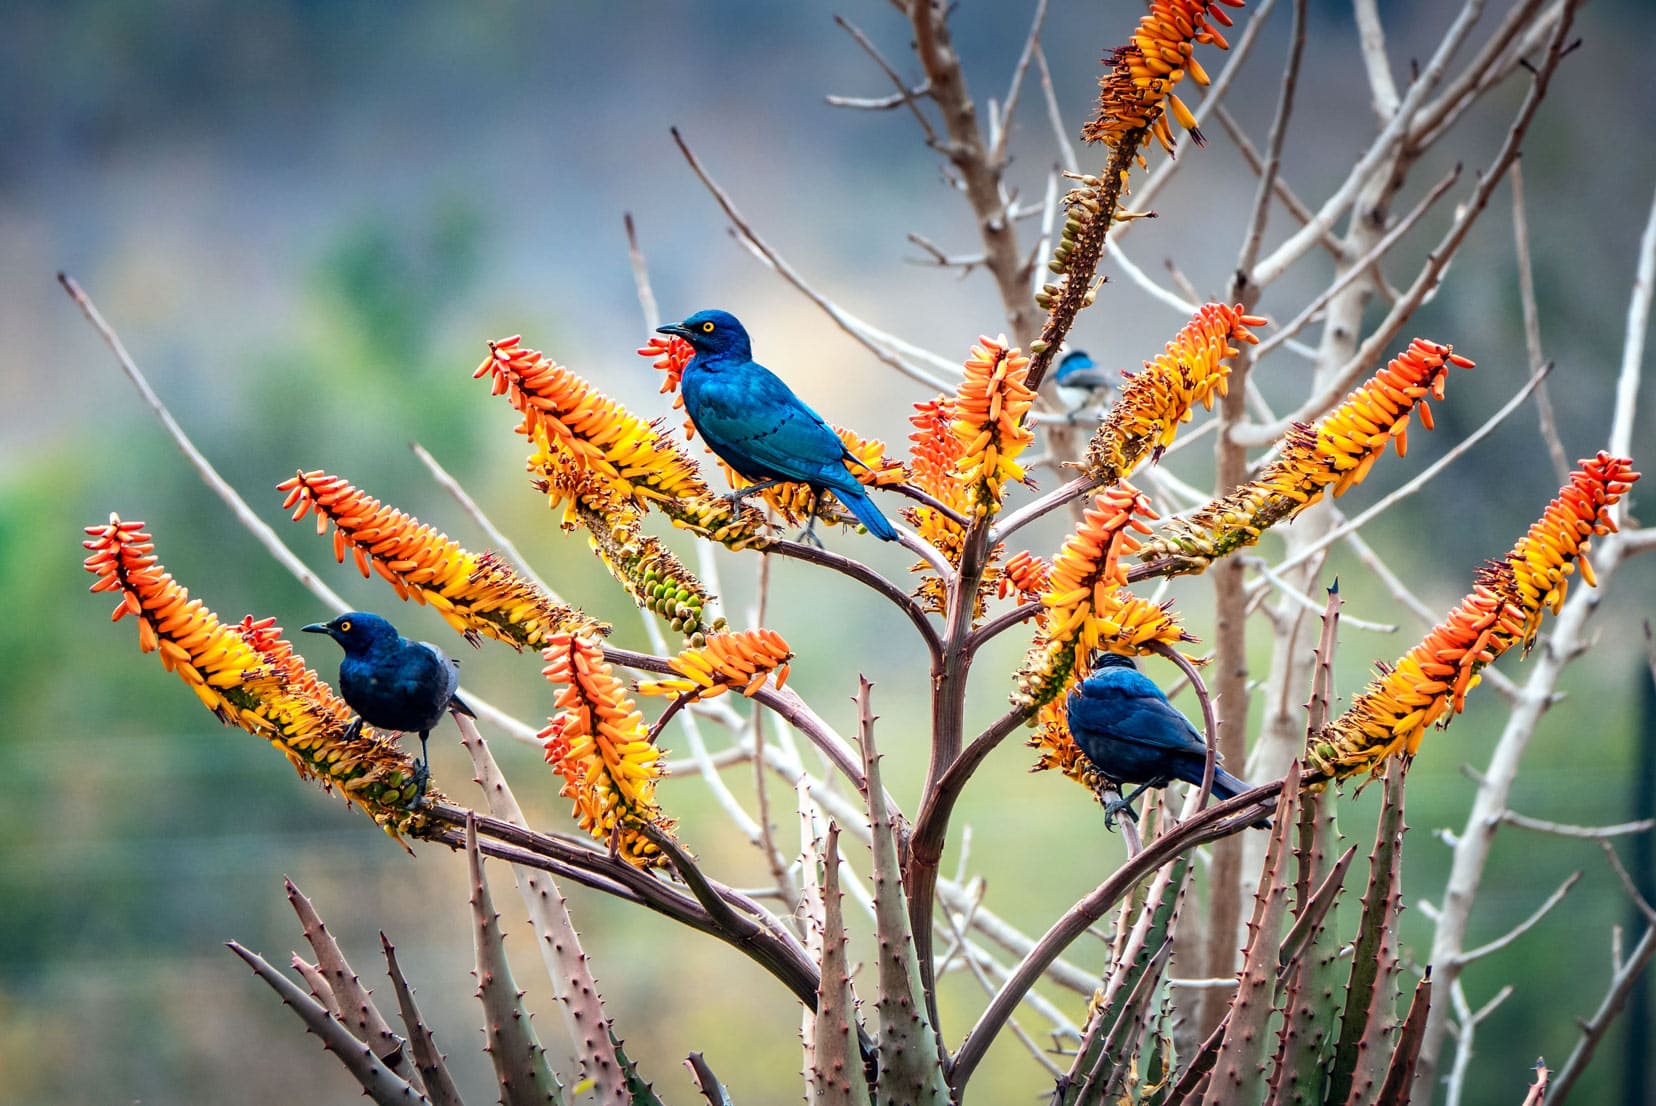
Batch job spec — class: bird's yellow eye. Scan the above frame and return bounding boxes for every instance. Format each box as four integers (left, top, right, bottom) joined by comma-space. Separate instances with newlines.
339, 620, 352, 632
700, 321, 715, 333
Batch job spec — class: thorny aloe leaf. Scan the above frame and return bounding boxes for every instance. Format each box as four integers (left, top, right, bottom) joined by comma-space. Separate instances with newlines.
228, 940, 430, 1106
1200, 763, 1303, 1106
1374, 970, 1433, 1106
467, 816, 567, 1106
856, 679, 950, 1106
1328, 764, 1410, 1106
809, 824, 872, 1106
456, 716, 633, 1103
1060, 853, 1189, 1106
286, 879, 412, 1080
382, 933, 466, 1106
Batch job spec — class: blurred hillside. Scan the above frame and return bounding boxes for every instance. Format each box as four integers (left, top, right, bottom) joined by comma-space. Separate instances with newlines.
1, 3, 1653, 1104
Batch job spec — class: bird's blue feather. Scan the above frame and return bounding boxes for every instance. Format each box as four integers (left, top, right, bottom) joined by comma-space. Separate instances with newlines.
663, 309, 897, 541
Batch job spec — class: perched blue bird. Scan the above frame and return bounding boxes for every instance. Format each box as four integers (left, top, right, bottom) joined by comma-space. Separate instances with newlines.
1067, 653, 1254, 822
1053, 349, 1120, 421
655, 309, 898, 545
303, 611, 475, 795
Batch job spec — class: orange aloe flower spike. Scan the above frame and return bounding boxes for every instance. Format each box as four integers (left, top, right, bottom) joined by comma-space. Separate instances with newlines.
539, 632, 675, 867
279, 470, 601, 649
84, 515, 435, 840
1305, 453, 1638, 785
1139, 337, 1474, 576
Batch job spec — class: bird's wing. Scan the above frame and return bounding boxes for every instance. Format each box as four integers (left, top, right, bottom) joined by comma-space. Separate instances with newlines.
418, 641, 463, 705
1058, 365, 1118, 390
1073, 672, 1207, 756
687, 361, 858, 490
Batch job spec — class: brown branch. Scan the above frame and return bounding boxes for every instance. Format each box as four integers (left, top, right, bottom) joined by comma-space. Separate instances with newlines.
949, 779, 1285, 1090
906, 0, 1041, 348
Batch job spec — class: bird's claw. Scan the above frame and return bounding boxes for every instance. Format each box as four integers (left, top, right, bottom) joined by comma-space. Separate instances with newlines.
1101, 794, 1141, 831
343, 716, 364, 742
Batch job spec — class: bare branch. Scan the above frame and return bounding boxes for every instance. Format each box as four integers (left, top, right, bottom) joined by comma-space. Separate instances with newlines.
1611, 181, 1656, 467
1235, 0, 1307, 279
1033, 46, 1079, 175
833, 13, 939, 146
1351, 0, 1400, 117
1549, 924, 1656, 1104
1453, 871, 1581, 964
1501, 812, 1656, 841
1239, 1, 1582, 444
1250, 0, 1492, 288
1250, 165, 1461, 362
1509, 164, 1571, 484
670, 127, 959, 391
623, 212, 661, 331
988, 0, 1050, 169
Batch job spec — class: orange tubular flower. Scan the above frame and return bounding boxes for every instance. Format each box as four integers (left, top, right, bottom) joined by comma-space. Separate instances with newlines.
278, 470, 599, 648
1086, 303, 1265, 484
1015, 483, 1193, 710
998, 550, 1052, 611
1306, 453, 1639, 784
636, 629, 794, 702
904, 397, 974, 612
1139, 338, 1474, 574
540, 632, 673, 867
479, 335, 709, 511
953, 336, 1037, 519
83, 516, 434, 838
1082, 0, 1245, 159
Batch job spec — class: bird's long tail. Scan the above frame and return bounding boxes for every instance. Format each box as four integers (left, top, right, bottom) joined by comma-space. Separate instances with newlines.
1208, 766, 1254, 801
835, 485, 898, 541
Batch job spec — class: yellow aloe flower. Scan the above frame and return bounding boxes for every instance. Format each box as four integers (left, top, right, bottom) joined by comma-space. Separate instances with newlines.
540, 632, 674, 867
83, 515, 434, 839
1082, 0, 1246, 159
278, 470, 600, 648
1138, 338, 1475, 575
636, 629, 794, 702
953, 336, 1037, 519
1015, 483, 1193, 710
478, 335, 709, 510
904, 397, 973, 613
1306, 452, 1640, 784
1085, 303, 1265, 484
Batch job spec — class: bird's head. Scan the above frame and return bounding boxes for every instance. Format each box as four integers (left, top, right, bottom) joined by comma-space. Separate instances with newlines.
1054, 349, 1097, 385
656, 309, 752, 358
302, 611, 398, 655
1091, 652, 1139, 672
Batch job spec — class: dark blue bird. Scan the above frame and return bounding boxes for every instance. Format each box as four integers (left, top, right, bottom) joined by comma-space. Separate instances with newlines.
1067, 653, 1254, 822
303, 611, 475, 795
655, 309, 898, 545
1053, 349, 1121, 421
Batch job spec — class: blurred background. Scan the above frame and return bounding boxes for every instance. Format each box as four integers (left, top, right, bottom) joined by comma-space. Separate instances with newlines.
2, 2, 1653, 1103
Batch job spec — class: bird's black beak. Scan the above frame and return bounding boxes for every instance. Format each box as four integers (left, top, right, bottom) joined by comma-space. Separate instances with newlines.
655, 322, 693, 339
301, 622, 332, 636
